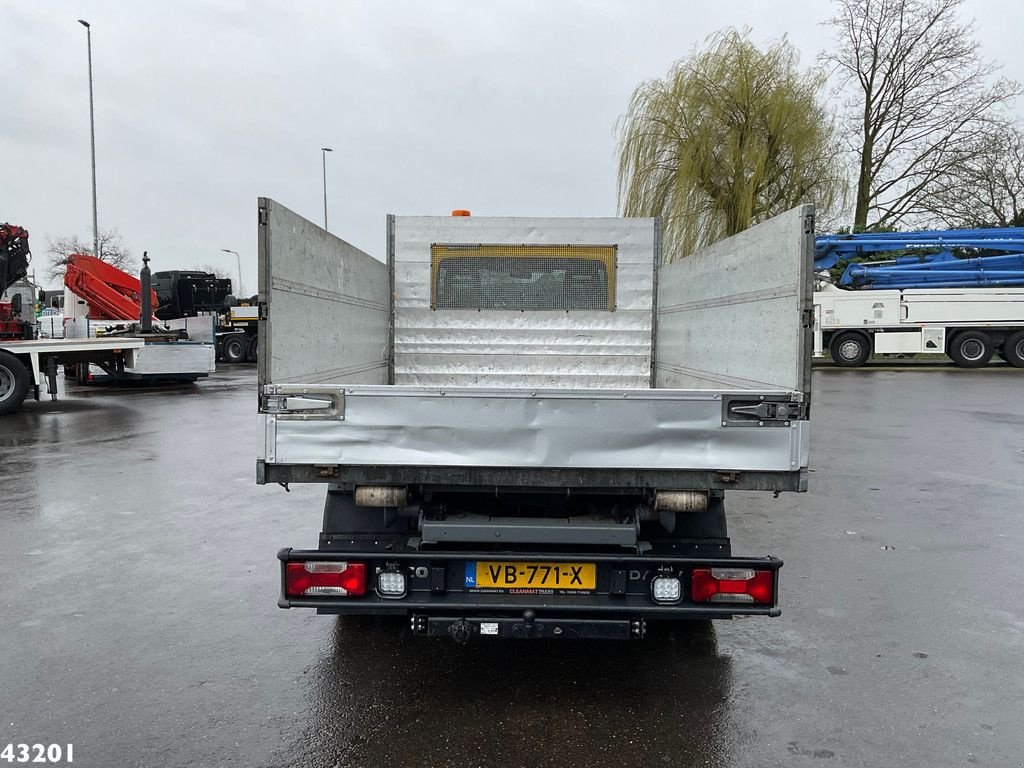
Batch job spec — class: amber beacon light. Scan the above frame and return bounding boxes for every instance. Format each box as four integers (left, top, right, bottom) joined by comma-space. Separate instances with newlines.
451, 209, 471, 217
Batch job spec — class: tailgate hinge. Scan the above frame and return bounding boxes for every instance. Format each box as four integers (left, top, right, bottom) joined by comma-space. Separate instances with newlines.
723, 395, 808, 427
260, 386, 345, 420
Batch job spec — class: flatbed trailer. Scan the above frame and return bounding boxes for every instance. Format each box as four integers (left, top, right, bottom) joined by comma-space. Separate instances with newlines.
61, 313, 217, 384
0, 336, 145, 415
259, 199, 814, 640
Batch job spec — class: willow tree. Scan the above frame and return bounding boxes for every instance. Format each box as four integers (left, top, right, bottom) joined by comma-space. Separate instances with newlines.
617, 31, 843, 260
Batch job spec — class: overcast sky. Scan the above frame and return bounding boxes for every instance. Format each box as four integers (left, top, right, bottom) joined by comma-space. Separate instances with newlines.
2, 0, 1019, 292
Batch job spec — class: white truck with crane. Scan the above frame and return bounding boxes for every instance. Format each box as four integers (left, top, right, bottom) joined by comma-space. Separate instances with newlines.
813, 229, 1024, 367
0, 222, 145, 415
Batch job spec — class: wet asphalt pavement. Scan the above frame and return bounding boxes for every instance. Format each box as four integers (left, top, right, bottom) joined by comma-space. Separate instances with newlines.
1, 365, 1022, 768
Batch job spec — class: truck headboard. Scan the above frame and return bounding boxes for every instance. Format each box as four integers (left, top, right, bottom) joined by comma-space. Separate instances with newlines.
390, 216, 658, 389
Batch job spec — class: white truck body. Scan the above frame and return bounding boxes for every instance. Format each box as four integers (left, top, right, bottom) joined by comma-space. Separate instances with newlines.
0, 336, 147, 413
257, 199, 814, 492
813, 283, 1024, 362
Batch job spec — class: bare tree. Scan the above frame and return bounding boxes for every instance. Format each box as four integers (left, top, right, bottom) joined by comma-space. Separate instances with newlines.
924, 122, 1024, 227
46, 229, 135, 283
191, 264, 233, 282
824, 0, 1021, 230
619, 30, 845, 260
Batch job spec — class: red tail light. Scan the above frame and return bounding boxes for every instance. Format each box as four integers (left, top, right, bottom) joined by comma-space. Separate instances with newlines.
691, 568, 774, 604
285, 561, 366, 597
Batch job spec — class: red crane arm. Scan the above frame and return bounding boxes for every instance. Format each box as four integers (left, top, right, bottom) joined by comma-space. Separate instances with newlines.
64, 253, 159, 321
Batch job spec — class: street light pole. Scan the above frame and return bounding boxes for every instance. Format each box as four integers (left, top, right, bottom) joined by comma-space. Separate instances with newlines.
78, 19, 99, 258
321, 147, 333, 231
221, 249, 243, 296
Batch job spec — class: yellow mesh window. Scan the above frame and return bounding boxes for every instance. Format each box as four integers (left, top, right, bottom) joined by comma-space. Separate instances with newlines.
431, 244, 617, 311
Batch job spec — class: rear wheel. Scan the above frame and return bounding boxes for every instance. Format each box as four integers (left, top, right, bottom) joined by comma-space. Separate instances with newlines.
1002, 330, 1024, 368
0, 351, 30, 415
245, 334, 258, 363
830, 331, 871, 367
221, 333, 247, 364
948, 330, 994, 368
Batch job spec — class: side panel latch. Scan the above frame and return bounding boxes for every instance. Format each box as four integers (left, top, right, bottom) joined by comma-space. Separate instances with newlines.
723, 395, 808, 427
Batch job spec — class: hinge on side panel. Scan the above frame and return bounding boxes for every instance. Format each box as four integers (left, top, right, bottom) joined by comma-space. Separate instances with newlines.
260, 387, 345, 420
258, 301, 268, 320
729, 402, 808, 420
258, 206, 268, 226
723, 395, 808, 427
802, 308, 814, 328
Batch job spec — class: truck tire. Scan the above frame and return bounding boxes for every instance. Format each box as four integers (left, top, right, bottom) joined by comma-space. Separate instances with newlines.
0, 351, 30, 415
830, 331, 870, 367
221, 333, 247, 364
246, 335, 258, 363
948, 330, 994, 368
1002, 330, 1024, 368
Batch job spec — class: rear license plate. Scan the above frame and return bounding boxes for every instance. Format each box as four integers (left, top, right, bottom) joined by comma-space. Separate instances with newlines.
466, 561, 596, 591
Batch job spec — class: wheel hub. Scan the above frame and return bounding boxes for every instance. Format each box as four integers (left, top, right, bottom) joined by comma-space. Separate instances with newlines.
839, 340, 861, 360
960, 340, 984, 361
0, 365, 14, 401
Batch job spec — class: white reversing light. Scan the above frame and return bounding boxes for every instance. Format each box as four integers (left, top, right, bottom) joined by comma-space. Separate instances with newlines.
376, 570, 408, 598
651, 575, 682, 603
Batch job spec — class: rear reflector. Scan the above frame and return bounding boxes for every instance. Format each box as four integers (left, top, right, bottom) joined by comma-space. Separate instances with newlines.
285, 561, 366, 597
691, 568, 773, 605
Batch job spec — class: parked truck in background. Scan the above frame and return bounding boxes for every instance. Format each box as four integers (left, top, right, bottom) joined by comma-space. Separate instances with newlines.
216, 304, 258, 363
61, 255, 216, 384
259, 199, 813, 640
812, 228, 1024, 367
0, 223, 146, 415
814, 283, 1024, 368
152, 270, 258, 364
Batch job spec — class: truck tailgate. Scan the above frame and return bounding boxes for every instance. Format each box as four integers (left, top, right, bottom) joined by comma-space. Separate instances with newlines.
259, 383, 808, 491
256, 200, 813, 492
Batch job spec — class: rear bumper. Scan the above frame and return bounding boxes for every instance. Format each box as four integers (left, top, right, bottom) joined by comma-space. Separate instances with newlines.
277, 548, 783, 635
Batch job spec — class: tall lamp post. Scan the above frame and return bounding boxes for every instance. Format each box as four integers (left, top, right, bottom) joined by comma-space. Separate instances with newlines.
221, 249, 243, 296
78, 19, 99, 258
321, 147, 333, 231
